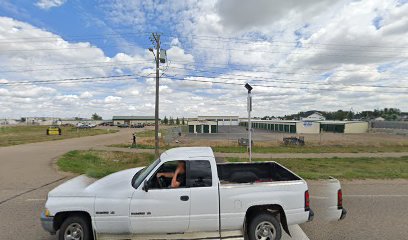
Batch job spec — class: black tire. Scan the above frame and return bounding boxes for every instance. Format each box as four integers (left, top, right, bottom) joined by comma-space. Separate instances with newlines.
58, 215, 92, 240
248, 213, 282, 240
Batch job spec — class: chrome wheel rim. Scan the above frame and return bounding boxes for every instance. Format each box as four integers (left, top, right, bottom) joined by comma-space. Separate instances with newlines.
255, 221, 276, 240
64, 223, 84, 240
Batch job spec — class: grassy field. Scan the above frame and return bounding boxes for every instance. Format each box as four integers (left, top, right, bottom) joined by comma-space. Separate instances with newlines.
0, 126, 118, 147
226, 156, 408, 180
57, 149, 408, 180
109, 142, 408, 154
135, 129, 166, 137
57, 150, 155, 178
109, 143, 171, 150
213, 144, 408, 153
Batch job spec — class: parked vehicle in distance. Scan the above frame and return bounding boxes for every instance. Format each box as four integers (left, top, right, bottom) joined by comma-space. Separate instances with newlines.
76, 123, 92, 129
60, 123, 75, 127
283, 136, 305, 146
41, 147, 318, 240
99, 122, 114, 126
117, 123, 129, 128
131, 123, 145, 128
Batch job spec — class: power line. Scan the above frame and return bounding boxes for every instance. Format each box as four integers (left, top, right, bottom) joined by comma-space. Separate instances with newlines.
1, 58, 406, 76
163, 75, 407, 94
2, 34, 405, 55
166, 66, 408, 89
2, 42, 406, 59
1, 73, 406, 94
0, 60, 154, 73
2, 30, 408, 50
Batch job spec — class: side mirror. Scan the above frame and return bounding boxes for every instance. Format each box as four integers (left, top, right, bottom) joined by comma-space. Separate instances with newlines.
142, 180, 149, 192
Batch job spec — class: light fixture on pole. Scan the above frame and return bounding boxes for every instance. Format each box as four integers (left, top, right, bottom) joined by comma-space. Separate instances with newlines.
245, 83, 253, 162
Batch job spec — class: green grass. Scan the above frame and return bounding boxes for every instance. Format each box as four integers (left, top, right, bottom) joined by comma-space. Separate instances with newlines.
135, 129, 166, 137
225, 156, 408, 180
57, 150, 155, 178
109, 143, 172, 150
0, 126, 118, 147
109, 143, 408, 154
213, 144, 408, 154
57, 150, 408, 180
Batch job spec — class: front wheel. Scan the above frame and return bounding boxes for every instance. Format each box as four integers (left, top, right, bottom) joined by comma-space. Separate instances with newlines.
58, 215, 92, 240
248, 213, 282, 240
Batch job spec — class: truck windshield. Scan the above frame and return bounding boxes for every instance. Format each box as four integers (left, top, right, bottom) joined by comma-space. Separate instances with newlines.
132, 158, 161, 189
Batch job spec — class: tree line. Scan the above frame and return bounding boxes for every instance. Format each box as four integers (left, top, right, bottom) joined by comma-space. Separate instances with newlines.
162, 116, 186, 125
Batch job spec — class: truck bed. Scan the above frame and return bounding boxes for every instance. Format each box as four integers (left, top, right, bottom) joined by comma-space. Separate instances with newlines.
217, 162, 301, 184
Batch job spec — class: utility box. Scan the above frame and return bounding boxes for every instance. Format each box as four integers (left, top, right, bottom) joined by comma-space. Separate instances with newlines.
47, 126, 61, 135
238, 138, 253, 146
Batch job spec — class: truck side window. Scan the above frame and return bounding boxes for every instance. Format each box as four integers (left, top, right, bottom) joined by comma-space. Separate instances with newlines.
188, 160, 212, 187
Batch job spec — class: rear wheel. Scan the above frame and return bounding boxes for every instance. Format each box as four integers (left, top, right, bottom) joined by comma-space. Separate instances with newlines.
58, 215, 92, 240
248, 213, 282, 240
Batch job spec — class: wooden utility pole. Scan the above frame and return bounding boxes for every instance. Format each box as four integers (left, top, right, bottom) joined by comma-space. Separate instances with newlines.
152, 33, 161, 158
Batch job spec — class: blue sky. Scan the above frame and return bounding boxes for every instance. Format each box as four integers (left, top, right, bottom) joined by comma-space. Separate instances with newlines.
0, 0, 407, 119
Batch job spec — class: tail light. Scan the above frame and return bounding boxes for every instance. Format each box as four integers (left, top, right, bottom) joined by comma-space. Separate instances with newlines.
305, 190, 310, 211
337, 189, 343, 210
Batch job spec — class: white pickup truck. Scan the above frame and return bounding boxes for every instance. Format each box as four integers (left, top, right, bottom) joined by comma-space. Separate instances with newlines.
41, 147, 322, 240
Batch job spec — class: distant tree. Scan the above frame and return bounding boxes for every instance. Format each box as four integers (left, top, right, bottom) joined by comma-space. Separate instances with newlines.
176, 117, 180, 125
92, 113, 102, 120
163, 116, 169, 125
181, 117, 185, 125
20, 117, 26, 122
169, 117, 174, 125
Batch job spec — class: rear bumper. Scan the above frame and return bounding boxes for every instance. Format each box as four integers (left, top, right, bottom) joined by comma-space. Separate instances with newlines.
339, 208, 347, 220
40, 211, 56, 235
307, 209, 314, 222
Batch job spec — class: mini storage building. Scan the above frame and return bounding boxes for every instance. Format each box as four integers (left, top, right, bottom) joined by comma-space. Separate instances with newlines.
197, 116, 239, 126
188, 121, 218, 133
240, 119, 368, 134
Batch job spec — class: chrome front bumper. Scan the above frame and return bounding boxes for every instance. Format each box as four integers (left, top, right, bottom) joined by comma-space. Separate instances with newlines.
40, 211, 56, 235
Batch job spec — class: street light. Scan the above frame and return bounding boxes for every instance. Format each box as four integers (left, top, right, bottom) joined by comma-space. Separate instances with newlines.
245, 83, 253, 162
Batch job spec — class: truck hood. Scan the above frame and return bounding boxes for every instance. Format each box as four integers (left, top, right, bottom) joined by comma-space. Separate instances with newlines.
48, 175, 96, 197
48, 167, 144, 197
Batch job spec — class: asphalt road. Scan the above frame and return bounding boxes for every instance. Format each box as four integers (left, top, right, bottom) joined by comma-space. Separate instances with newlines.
0, 127, 137, 240
302, 179, 408, 240
1, 129, 408, 239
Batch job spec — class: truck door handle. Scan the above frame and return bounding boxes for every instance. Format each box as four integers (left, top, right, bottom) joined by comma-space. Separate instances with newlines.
180, 196, 189, 201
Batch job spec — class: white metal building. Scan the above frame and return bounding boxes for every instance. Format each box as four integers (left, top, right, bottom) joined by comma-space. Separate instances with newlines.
112, 116, 157, 125
197, 116, 239, 126
240, 119, 368, 134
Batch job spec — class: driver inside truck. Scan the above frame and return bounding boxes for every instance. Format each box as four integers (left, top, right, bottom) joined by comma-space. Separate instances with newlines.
156, 161, 186, 188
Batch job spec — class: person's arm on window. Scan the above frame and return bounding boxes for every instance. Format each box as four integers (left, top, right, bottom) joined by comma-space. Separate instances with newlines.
171, 168, 181, 188
157, 172, 174, 178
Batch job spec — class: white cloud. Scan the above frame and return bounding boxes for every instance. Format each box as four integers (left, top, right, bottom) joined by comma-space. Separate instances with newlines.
80, 91, 93, 99
1, 1, 407, 119
35, 0, 67, 10
104, 96, 122, 104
